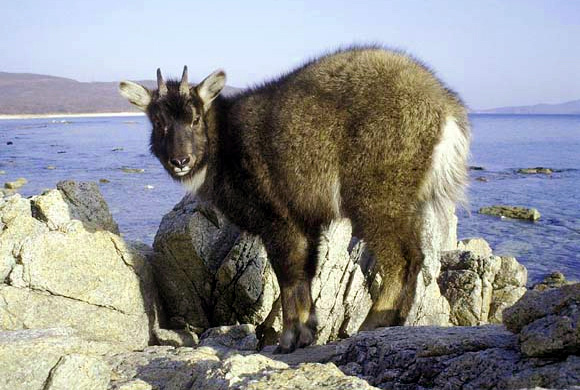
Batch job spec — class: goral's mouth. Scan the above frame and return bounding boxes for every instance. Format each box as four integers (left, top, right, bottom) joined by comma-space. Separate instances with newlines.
173, 167, 192, 177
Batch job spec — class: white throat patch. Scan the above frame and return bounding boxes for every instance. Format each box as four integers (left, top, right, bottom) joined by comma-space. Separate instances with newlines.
183, 166, 207, 195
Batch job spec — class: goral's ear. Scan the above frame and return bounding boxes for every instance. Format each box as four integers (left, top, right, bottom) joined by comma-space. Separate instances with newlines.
119, 81, 151, 111
195, 70, 226, 109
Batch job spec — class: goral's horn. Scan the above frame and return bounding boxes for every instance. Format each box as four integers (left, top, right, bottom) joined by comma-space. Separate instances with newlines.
179, 65, 189, 96
157, 68, 168, 97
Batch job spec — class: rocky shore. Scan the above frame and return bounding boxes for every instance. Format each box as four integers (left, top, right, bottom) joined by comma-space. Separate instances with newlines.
1, 181, 578, 389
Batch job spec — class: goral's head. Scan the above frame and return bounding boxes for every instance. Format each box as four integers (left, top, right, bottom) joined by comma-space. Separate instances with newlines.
119, 66, 225, 189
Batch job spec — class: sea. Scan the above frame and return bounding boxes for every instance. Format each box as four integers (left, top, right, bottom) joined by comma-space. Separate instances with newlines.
1, 114, 579, 284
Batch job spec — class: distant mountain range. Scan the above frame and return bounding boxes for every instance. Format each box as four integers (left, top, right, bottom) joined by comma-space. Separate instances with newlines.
0, 72, 240, 115
475, 99, 580, 115
0, 71, 578, 115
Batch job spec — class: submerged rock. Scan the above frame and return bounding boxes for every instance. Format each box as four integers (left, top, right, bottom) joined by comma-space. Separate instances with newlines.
518, 167, 553, 174
532, 271, 572, 291
479, 205, 541, 221
4, 177, 27, 189
121, 167, 145, 174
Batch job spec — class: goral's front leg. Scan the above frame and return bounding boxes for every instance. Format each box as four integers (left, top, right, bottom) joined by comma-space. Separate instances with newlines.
275, 282, 318, 354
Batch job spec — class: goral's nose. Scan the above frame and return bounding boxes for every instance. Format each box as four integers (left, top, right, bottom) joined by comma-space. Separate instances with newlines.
169, 156, 190, 169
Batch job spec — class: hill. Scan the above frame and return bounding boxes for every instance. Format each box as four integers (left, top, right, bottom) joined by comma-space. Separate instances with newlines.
0, 72, 240, 115
477, 99, 580, 115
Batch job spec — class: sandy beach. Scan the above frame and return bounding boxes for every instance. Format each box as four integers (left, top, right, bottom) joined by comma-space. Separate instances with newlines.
0, 112, 144, 120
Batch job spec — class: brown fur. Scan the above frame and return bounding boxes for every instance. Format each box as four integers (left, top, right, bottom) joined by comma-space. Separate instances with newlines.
120, 46, 470, 353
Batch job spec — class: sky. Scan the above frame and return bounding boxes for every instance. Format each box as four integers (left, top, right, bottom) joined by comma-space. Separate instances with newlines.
0, 0, 579, 109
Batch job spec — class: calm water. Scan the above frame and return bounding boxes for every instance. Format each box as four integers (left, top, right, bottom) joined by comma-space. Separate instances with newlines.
1, 114, 579, 283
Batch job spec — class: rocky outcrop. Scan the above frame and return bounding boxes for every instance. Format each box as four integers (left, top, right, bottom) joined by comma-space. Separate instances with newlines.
152, 196, 459, 344
479, 205, 541, 221
152, 194, 529, 340
103, 322, 580, 390
504, 283, 580, 357
0, 182, 158, 351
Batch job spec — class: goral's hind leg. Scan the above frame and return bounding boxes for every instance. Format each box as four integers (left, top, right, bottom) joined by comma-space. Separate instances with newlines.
262, 222, 318, 353
353, 208, 423, 330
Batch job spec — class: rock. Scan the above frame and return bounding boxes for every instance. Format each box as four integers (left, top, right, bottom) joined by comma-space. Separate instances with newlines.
112, 147, 124, 152
479, 205, 541, 221
200, 324, 259, 351
475, 176, 488, 182
0, 328, 120, 390
4, 177, 27, 189
57, 180, 119, 233
0, 188, 15, 197
121, 167, 145, 174
456, 237, 493, 258
0, 182, 159, 351
403, 203, 456, 326
213, 233, 280, 328
518, 167, 553, 174
107, 325, 580, 389
439, 246, 527, 325
0, 170, 5, 175
99, 178, 111, 184
154, 328, 199, 348
46, 165, 57, 170
333, 325, 580, 389
107, 343, 378, 390
469, 166, 485, 170
503, 283, 580, 357
439, 251, 500, 325
152, 196, 241, 329
43, 353, 111, 390
532, 271, 571, 291
152, 195, 457, 344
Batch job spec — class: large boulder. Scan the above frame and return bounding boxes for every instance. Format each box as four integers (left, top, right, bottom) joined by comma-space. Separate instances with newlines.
0, 182, 159, 351
152, 196, 459, 344
504, 283, 580, 357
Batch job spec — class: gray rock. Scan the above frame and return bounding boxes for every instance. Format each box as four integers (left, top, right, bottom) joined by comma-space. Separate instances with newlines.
107, 325, 580, 390
107, 343, 378, 390
479, 205, 541, 221
120, 167, 145, 174
154, 328, 199, 348
152, 196, 458, 344
4, 177, 27, 189
213, 233, 280, 327
153, 196, 240, 329
504, 283, 580, 357
518, 167, 553, 174
532, 271, 572, 291
0, 328, 120, 390
200, 324, 259, 351
0, 183, 159, 351
44, 353, 111, 390
439, 250, 501, 325
456, 237, 492, 258
56, 180, 119, 233
332, 325, 580, 389
439, 245, 527, 325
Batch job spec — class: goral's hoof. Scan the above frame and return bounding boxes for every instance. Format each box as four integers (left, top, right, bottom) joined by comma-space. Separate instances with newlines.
274, 319, 316, 354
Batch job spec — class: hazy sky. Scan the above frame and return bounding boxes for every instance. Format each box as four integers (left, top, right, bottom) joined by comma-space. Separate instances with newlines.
1, 0, 578, 109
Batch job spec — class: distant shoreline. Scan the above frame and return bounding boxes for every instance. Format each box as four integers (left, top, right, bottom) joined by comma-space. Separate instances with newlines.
0, 112, 145, 120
